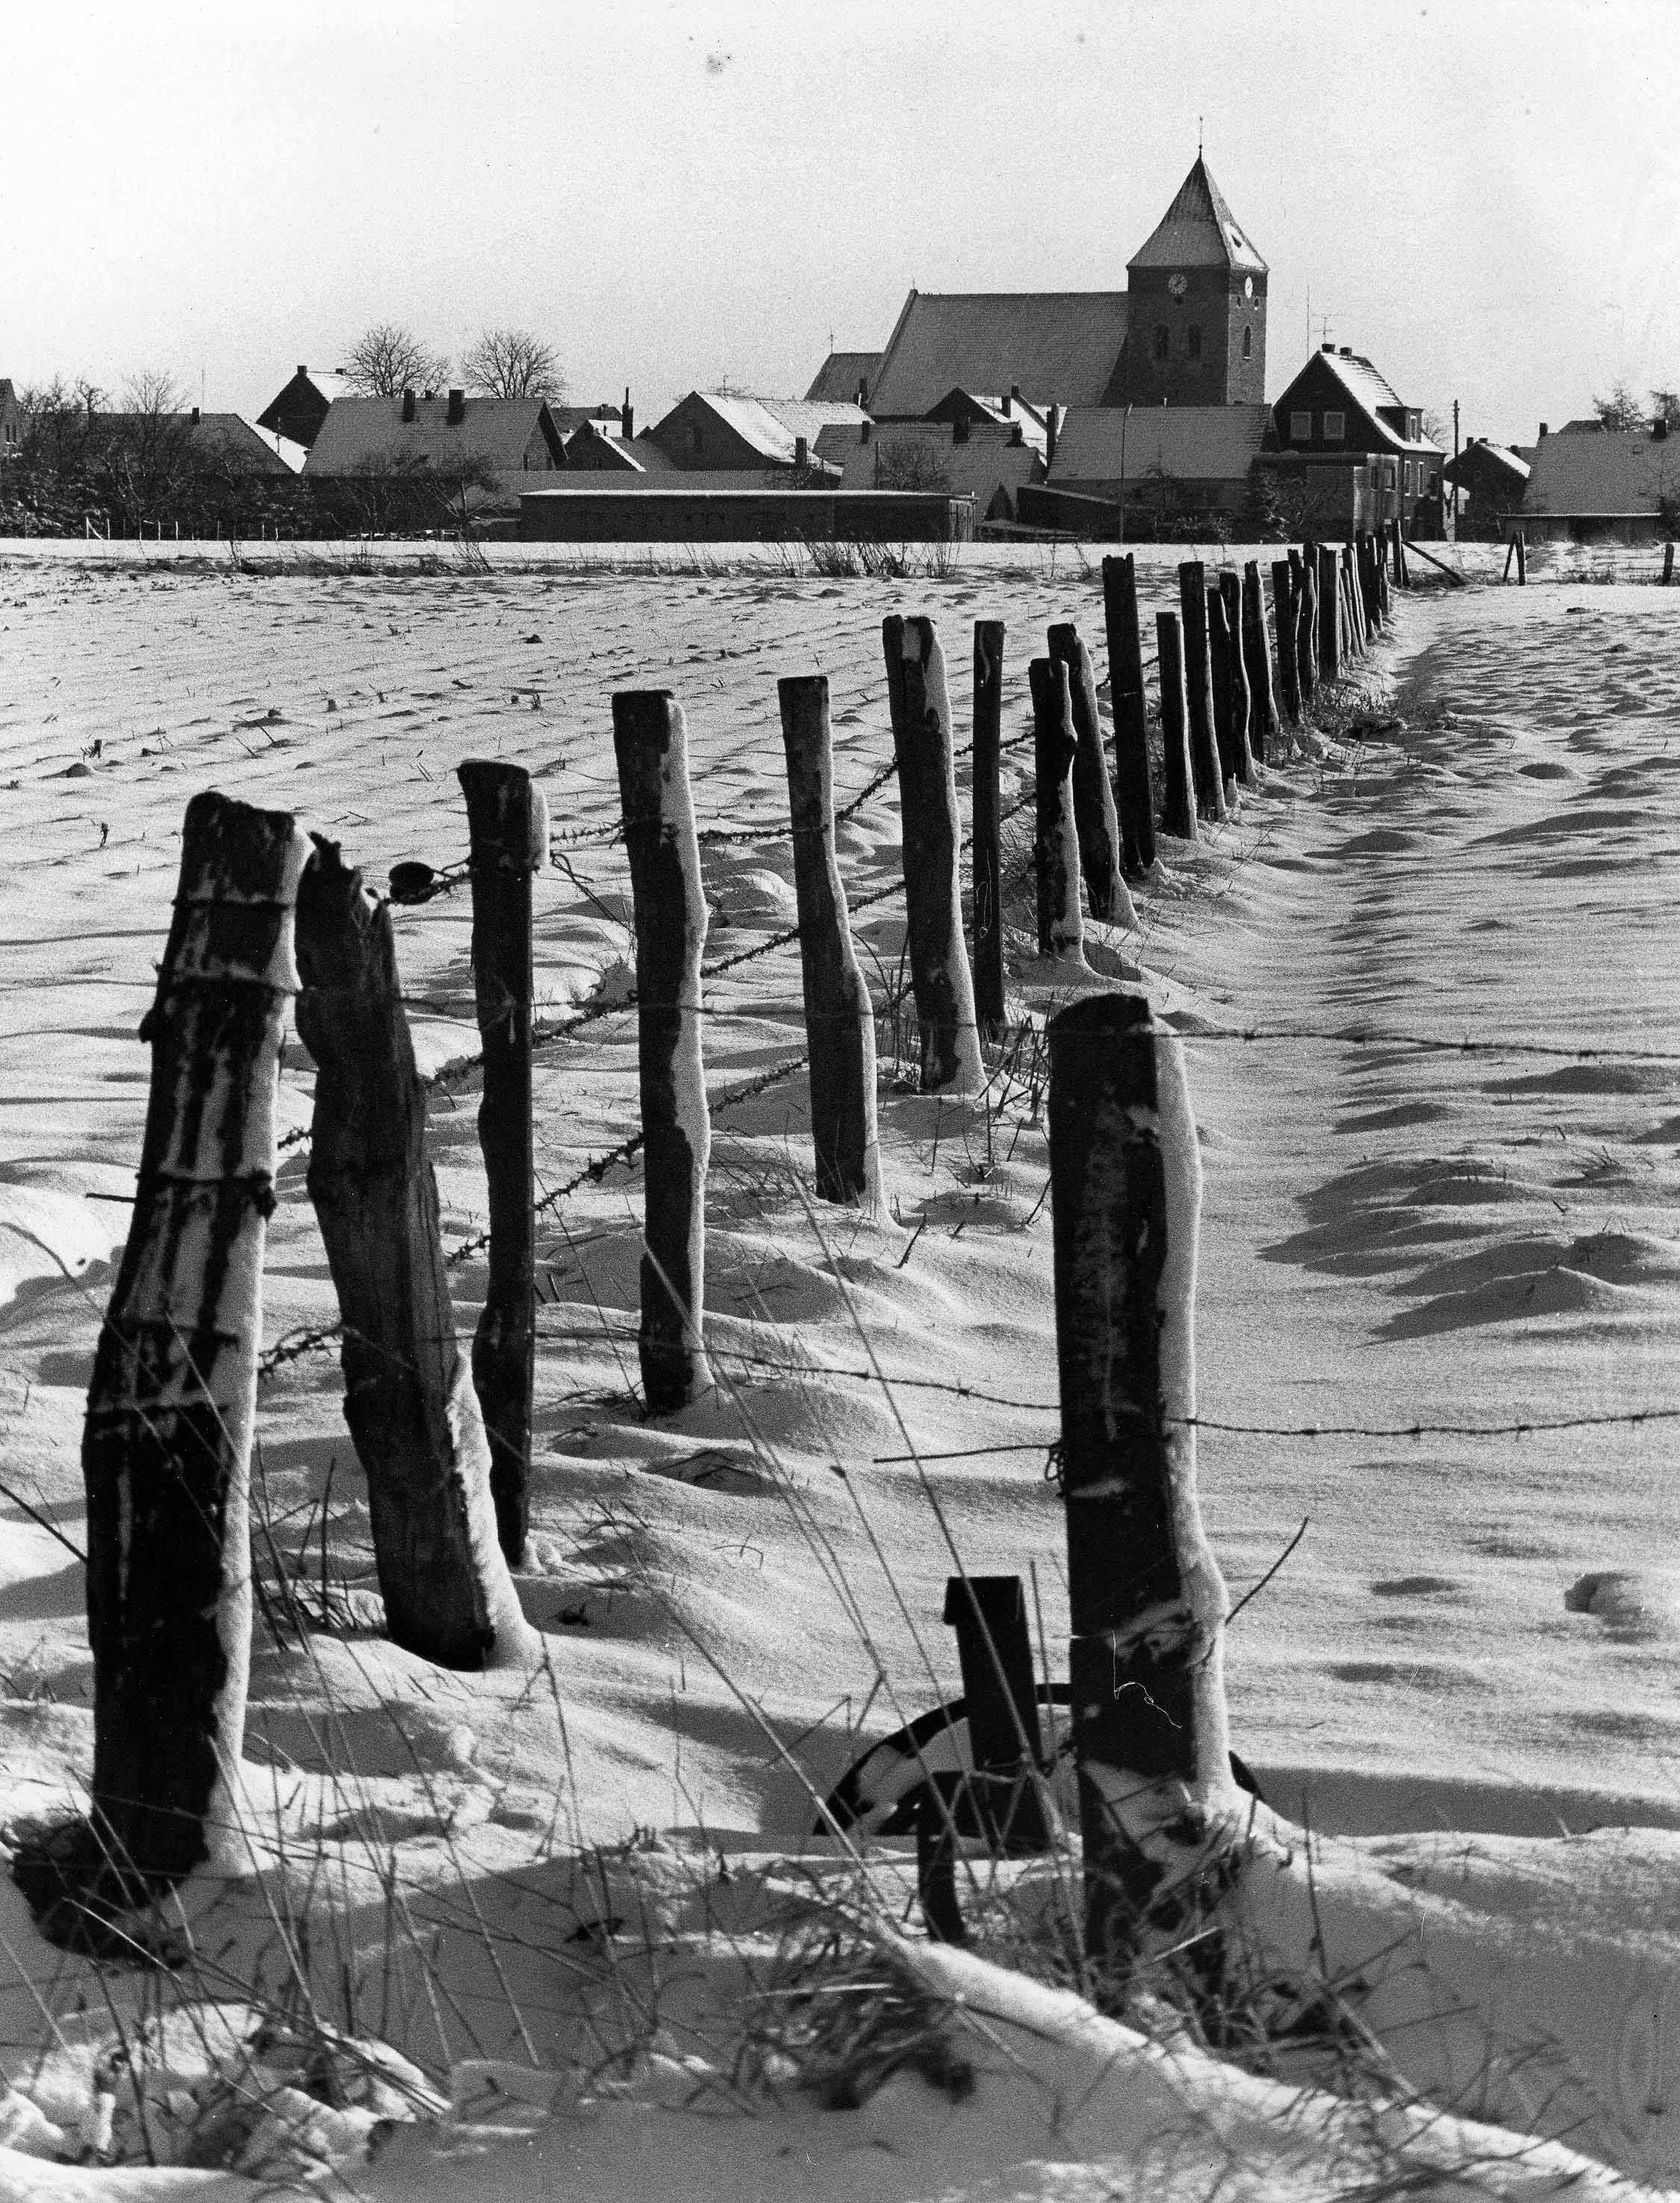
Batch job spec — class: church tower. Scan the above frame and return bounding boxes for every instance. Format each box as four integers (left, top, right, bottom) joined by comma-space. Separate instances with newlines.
1108, 155, 1268, 407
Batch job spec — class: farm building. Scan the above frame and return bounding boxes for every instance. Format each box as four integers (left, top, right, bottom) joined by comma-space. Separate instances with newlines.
1268, 346, 1445, 535
815, 417, 1045, 523
255, 365, 354, 450
303, 391, 567, 479
804, 349, 883, 406
1442, 438, 1532, 537
1519, 423, 1680, 543
644, 392, 863, 474
1027, 403, 1270, 535
519, 481, 971, 543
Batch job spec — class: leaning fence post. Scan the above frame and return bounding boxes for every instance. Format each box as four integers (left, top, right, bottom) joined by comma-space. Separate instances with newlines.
1269, 559, 1301, 725
1295, 554, 1319, 705
881, 615, 986, 1093
1028, 655, 1085, 960
1207, 586, 1239, 789
1177, 562, 1226, 820
1048, 623, 1129, 923
1218, 571, 1254, 782
1240, 562, 1276, 765
296, 837, 535, 1670
1048, 989, 1238, 1994
1154, 612, 1197, 841
22, 793, 311, 1925
778, 674, 880, 1205
971, 621, 1007, 1040
457, 760, 544, 1566
613, 692, 714, 1411
1100, 555, 1157, 874
1316, 545, 1341, 683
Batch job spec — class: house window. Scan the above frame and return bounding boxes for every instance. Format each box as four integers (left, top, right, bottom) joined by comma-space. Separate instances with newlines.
1322, 409, 1345, 444
1289, 410, 1312, 444
1242, 326, 1252, 360
1409, 414, 1419, 439
1186, 325, 1203, 360
1402, 462, 1413, 494
1153, 325, 1169, 361
1384, 461, 1396, 488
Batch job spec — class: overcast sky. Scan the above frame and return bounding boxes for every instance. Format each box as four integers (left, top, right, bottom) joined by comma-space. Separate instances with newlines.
4, 0, 1678, 442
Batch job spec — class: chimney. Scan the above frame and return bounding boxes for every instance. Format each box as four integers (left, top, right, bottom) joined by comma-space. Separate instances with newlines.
861, 419, 871, 444
1045, 400, 1059, 467
1321, 341, 1336, 352
297, 364, 308, 378
447, 387, 465, 425
1340, 345, 1353, 357
1009, 382, 1022, 417
401, 388, 417, 422
856, 376, 869, 407
1009, 422, 1023, 447
623, 386, 634, 440
794, 435, 809, 470
1656, 419, 1670, 442
1539, 422, 1549, 440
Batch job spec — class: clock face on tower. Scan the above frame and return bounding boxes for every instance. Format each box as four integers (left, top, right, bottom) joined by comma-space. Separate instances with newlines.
1244, 276, 1255, 299
1167, 273, 1188, 299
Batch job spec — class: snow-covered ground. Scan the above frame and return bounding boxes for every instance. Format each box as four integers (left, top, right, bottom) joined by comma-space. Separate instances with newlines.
0, 544, 1678, 2197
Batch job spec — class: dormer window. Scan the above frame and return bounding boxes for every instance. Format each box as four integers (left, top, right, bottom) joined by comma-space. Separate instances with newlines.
1323, 409, 1345, 444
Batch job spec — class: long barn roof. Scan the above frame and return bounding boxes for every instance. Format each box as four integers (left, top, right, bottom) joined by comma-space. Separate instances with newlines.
868, 290, 1129, 418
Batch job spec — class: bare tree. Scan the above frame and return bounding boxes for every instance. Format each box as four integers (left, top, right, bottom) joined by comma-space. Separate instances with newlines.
461, 329, 567, 401
343, 324, 451, 397
1593, 380, 1646, 431
876, 437, 953, 492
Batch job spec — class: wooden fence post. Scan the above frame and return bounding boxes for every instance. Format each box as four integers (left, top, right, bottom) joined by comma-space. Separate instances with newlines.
1218, 570, 1254, 782
1048, 623, 1128, 922
1028, 655, 1085, 960
1515, 531, 1527, 584
1047, 990, 1237, 1993
296, 838, 534, 1671
1239, 562, 1277, 764
1317, 545, 1341, 683
1154, 612, 1197, 841
1269, 559, 1301, 725
881, 615, 986, 1093
1295, 552, 1318, 705
971, 621, 1007, 1040
457, 761, 544, 1567
1100, 555, 1157, 874
778, 674, 881, 1205
1207, 585, 1236, 787
942, 1573, 1048, 1854
1664, 541, 1676, 586
21, 794, 311, 1924
1177, 562, 1226, 821
613, 692, 714, 1412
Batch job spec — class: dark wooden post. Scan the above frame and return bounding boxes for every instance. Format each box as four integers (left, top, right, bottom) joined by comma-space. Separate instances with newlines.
296, 838, 532, 1671
778, 674, 880, 1205
882, 616, 985, 1093
1317, 545, 1340, 683
1240, 562, 1277, 764
1100, 555, 1157, 874
971, 621, 1007, 1040
1177, 562, 1226, 820
1048, 623, 1127, 922
1345, 543, 1369, 650
1295, 552, 1318, 705
33, 795, 310, 1918
1028, 655, 1085, 960
1270, 559, 1301, 725
614, 691, 714, 1412
457, 760, 541, 1567
1515, 531, 1527, 584
1218, 570, 1254, 781
1664, 541, 1676, 587
1048, 990, 1237, 1992
1154, 612, 1197, 842
1206, 585, 1239, 788
942, 1573, 1048, 1854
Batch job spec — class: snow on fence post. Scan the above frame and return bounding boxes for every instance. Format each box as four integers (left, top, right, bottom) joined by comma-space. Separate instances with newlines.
1316, 545, 1341, 684
1047, 989, 1239, 1995
1206, 586, 1239, 792
1218, 571, 1254, 783
1295, 553, 1319, 706
880, 615, 985, 1094
971, 620, 1007, 1040
296, 837, 534, 1671
22, 793, 312, 1926
457, 759, 545, 1567
1154, 611, 1198, 842
1177, 562, 1226, 821
1342, 544, 1368, 654
1240, 561, 1277, 762
1099, 554, 1157, 875
777, 674, 880, 1206
1048, 622, 1130, 924
1270, 559, 1301, 725
614, 691, 714, 1411
1028, 654, 1086, 960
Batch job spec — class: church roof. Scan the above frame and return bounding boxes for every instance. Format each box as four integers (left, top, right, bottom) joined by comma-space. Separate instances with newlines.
1128, 155, 1266, 275
868, 290, 1129, 418
805, 350, 884, 403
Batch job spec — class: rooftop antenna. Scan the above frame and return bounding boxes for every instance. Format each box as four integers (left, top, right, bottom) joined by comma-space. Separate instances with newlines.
1316, 312, 1336, 347
1198, 115, 1203, 155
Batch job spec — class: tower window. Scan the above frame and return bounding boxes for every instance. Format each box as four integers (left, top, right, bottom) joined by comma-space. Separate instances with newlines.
1153, 325, 1169, 361
1186, 325, 1203, 361
1242, 326, 1252, 360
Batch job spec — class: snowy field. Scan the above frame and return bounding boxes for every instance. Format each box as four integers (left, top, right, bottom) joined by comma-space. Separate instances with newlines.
1, 544, 1679, 2197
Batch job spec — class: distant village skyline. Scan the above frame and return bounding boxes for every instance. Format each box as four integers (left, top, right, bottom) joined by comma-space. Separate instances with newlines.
4, 0, 1679, 447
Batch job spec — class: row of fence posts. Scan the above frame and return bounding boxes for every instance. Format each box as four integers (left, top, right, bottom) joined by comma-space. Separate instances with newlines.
26, 529, 1401, 1935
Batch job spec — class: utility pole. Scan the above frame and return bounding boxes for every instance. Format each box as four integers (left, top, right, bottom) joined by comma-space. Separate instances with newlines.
1452, 397, 1460, 538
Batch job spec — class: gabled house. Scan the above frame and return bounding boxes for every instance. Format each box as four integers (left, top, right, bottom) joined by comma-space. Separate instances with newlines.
0, 379, 23, 461
1268, 345, 1445, 534
805, 350, 883, 407
1036, 403, 1272, 532
561, 419, 676, 473
1520, 423, 1680, 543
815, 417, 1045, 524
256, 365, 355, 451
1442, 438, 1531, 538
921, 387, 1051, 461
644, 392, 862, 474
867, 290, 1129, 422
302, 390, 567, 478
91, 408, 302, 476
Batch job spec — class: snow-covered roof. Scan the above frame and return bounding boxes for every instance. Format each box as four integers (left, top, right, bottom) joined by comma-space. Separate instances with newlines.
1524, 426, 1680, 516
1127, 155, 1267, 275
303, 394, 561, 475
1049, 404, 1270, 485
868, 290, 1130, 419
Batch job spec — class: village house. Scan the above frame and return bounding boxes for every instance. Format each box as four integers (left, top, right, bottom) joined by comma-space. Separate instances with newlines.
255, 365, 354, 450
1028, 403, 1272, 535
643, 391, 863, 474
1442, 436, 1533, 537
1263, 344, 1445, 537
815, 416, 1045, 524
90, 408, 304, 476
304, 389, 566, 481
1519, 421, 1680, 543
0, 379, 23, 462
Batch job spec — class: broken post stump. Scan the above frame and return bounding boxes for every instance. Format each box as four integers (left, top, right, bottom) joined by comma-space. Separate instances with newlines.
1100, 554, 1157, 874
942, 1574, 1049, 1854
1154, 611, 1197, 842
31, 792, 312, 1924
1047, 989, 1238, 1996
1177, 562, 1226, 821
614, 692, 714, 1411
458, 759, 544, 1567
881, 615, 985, 1093
1048, 622, 1128, 923
296, 837, 532, 1671
1270, 559, 1301, 724
1219, 571, 1254, 783
971, 621, 1007, 1040
778, 674, 880, 1205
1240, 561, 1277, 762
1028, 654, 1086, 960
